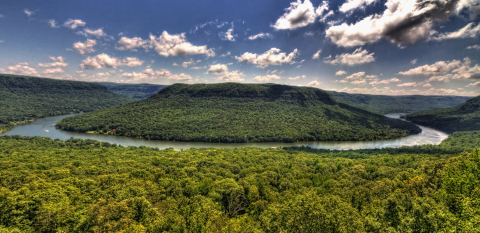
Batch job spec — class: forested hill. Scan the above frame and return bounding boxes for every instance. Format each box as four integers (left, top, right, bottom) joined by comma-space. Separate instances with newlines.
98, 82, 167, 99
328, 91, 471, 114
0, 74, 134, 132
57, 83, 420, 143
405, 95, 480, 133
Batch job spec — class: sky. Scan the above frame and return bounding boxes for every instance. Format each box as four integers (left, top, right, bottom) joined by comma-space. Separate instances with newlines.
0, 0, 479, 96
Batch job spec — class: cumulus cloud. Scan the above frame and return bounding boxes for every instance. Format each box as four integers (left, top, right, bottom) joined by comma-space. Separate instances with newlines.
220, 28, 237, 41
399, 57, 480, 80
253, 74, 282, 82
207, 64, 245, 81
116, 37, 148, 51
369, 77, 400, 85
64, 19, 86, 29
334, 86, 478, 96
312, 50, 321, 59
1, 63, 38, 76
248, 33, 273, 40
80, 53, 144, 69
180, 59, 201, 68
272, 0, 332, 30
43, 68, 64, 74
326, 0, 478, 47
339, 0, 378, 13
236, 48, 299, 68
337, 71, 380, 85
38, 56, 68, 68
149, 31, 215, 57
324, 48, 375, 65
467, 81, 480, 87
397, 82, 420, 87
467, 44, 480, 49
78, 28, 108, 37
432, 23, 480, 41
411, 59, 418, 65
336, 70, 347, 76
49, 19, 58, 28
307, 80, 322, 87
122, 68, 192, 82
24, 9, 33, 17
73, 39, 96, 55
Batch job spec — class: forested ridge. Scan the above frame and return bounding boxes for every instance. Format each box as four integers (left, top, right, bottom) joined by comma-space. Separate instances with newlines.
405, 95, 480, 133
328, 92, 471, 115
0, 74, 134, 133
98, 82, 167, 99
56, 83, 421, 143
0, 132, 479, 232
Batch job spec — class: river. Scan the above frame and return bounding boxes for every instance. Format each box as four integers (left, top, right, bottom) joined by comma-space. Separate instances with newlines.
1, 113, 449, 150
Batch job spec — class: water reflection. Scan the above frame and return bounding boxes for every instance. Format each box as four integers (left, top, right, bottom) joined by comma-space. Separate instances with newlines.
1, 113, 449, 150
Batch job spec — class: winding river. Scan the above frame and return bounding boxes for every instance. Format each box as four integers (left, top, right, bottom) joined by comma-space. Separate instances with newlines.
1, 113, 449, 150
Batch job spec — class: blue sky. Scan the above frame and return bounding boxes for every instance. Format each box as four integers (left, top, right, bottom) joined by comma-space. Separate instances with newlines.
0, 0, 479, 96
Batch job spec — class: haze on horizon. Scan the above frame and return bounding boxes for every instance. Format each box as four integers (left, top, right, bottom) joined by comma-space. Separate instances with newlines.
0, 0, 479, 96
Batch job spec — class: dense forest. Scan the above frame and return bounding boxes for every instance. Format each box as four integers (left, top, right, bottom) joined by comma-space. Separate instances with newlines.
98, 82, 167, 99
56, 83, 421, 143
0, 74, 134, 133
405, 95, 480, 133
328, 92, 471, 115
0, 132, 479, 232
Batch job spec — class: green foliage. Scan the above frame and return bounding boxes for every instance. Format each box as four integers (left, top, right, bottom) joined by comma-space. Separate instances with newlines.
329, 92, 471, 115
98, 82, 167, 99
406, 96, 480, 133
56, 83, 421, 143
0, 74, 134, 132
0, 135, 479, 232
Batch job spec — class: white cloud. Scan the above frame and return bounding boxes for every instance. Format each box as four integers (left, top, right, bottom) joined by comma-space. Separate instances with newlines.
73, 39, 97, 55
1, 63, 38, 76
427, 75, 451, 82
64, 19, 86, 29
80, 53, 144, 69
181, 59, 200, 68
207, 64, 245, 81
307, 80, 322, 87
324, 48, 375, 65
253, 74, 282, 82
369, 77, 400, 85
38, 56, 68, 68
335, 70, 347, 76
149, 31, 215, 57
236, 48, 299, 68
423, 83, 432, 87
43, 68, 64, 74
326, 0, 477, 47
248, 33, 273, 40
49, 19, 58, 28
220, 28, 237, 41
122, 68, 193, 82
272, 0, 332, 30
337, 71, 380, 85
397, 82, 419, 87
116, 37, 148, 51
339, 0, 377, 13
351, 80, 367, 85
399, 57, 480, 80
334, 86, 478, 96
220, 52, 231, 57
467, 44, 480, 49
24, 9, 33, 17
432, 23, 480, 41
467, 81, 480, 87
411, 59, 417, 65
78, 28, 108, 37
312, 50, 321, 59
289, 75, 305, 80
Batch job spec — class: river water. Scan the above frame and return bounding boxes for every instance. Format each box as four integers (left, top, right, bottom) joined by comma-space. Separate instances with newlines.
1, 113, 449, 150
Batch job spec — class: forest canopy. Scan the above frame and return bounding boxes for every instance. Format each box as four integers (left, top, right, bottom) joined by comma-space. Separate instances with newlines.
405, 95, 480, 133
0, 132, 479, 232
0, 74, 134, 132
56, 83, 421, 143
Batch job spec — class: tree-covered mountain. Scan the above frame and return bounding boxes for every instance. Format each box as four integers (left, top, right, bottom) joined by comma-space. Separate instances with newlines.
56, 83, 420, 142
0, 74, 134, 132
405, 95, 480, 133
0, 133, 479, 232
98, 82, 167, 99
328, 91, 471, 114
